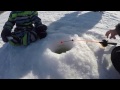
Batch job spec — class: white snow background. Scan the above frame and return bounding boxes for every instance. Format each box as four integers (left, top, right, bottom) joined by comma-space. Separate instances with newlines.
0, 11, 120, 79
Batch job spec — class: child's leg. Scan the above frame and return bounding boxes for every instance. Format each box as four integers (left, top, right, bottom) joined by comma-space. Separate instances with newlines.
8, 32, 23, 46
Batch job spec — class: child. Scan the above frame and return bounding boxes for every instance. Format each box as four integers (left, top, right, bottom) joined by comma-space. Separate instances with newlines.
1, 11, 47, 46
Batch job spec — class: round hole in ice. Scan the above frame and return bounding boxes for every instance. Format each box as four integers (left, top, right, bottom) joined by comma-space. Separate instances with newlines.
47, 34, 74, 54
55, 45, 72, 54
50, 41, 74, 54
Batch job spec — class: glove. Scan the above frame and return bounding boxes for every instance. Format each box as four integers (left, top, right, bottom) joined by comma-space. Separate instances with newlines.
36, 24, 47, 32
1, 29, 11, 42
39, 32, 47, 39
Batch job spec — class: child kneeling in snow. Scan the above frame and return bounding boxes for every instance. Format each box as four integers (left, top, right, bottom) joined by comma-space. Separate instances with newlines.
1, 11, 47, 46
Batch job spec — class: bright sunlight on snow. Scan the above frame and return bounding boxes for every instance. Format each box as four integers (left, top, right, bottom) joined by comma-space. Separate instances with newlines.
0, 11, 120, 79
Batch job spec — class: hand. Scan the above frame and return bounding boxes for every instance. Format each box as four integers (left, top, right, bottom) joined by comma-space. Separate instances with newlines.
105, 29, 118, 39
39, 32, 47, 39
1, 29, 11, 42
36, 24, 47, 32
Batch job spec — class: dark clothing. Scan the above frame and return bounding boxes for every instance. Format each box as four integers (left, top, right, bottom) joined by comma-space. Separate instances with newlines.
1, 11, 47, 45
115, 23, 120, 36
3, 11, 42, 32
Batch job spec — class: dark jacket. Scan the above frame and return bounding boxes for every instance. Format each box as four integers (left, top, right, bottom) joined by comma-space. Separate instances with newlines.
1, 11, 44, 42
3, 11, 42, 32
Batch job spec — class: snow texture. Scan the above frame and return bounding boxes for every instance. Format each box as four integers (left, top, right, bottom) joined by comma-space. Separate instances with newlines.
0, 11, 120, 79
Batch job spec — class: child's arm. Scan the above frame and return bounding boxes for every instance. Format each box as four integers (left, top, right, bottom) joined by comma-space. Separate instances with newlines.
3, 12, 15, 32
30, 11, 47, 32
31, 11, 43, 28
1, 12, 15, 42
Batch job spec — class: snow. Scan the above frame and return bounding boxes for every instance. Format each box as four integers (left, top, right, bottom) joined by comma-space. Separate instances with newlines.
0, 11, 120, 79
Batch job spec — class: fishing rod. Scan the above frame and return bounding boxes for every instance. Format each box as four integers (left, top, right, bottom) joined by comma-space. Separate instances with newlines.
99, 39, 117, 47
60, 38, 119, 74
60, 39, 117, 47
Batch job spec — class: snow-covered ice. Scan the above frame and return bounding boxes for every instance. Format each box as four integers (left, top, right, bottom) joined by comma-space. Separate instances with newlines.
0, 11, 120, 79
